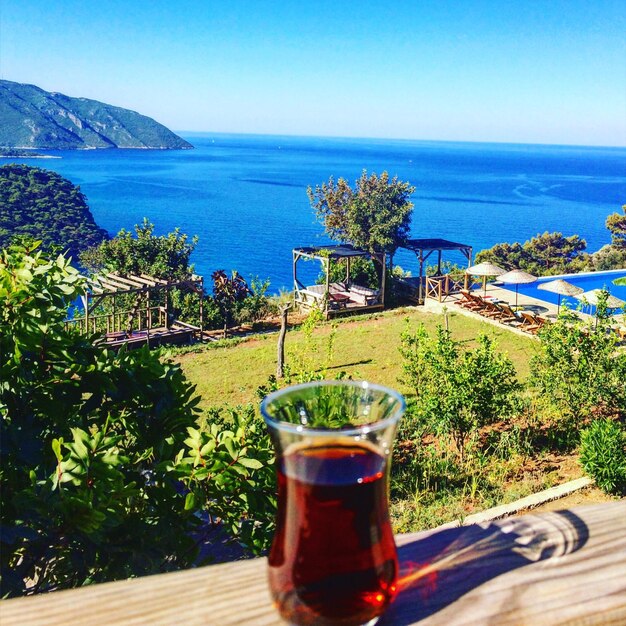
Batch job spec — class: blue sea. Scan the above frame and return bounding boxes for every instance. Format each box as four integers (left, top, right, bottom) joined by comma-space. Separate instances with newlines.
11, 133, 626, 292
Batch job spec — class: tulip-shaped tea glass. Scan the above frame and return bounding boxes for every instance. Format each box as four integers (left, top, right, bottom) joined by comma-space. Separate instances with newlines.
261, 380, 405, 626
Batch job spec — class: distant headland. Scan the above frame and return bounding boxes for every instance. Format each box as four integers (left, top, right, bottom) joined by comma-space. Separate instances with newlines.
0, 80, 193, 150
0, 148, 61, 159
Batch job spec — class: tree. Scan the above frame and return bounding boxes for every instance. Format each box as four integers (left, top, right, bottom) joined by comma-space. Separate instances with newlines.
212, 269, 251, 337
80, 219, 209, 328
592, 244, 626, 271
307, 170, 414, 256
80, 218, 197, 280
606, 204, 626, 249
474, 241, 528, 271
0, 164, 107, 259
477, 231, 590, 276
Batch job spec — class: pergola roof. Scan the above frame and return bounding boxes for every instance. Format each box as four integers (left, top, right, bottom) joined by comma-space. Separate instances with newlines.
401, 238, 472, 253
85, 272, 202, 296
293, 244, 372, 260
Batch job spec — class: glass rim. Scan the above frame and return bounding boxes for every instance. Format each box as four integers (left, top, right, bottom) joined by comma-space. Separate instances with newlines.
260, 379, 406, 437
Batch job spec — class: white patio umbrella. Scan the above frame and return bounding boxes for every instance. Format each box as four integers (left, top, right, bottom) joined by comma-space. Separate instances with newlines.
575, 289, 626, 310
576, 289, 626, 328
537, 278, 584, 315
465, 262, 506, 295
497, 269, 537, 308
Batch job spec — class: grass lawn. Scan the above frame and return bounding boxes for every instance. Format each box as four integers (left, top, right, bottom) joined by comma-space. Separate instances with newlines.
175, 305, 537, 410
173, 304, 621, 534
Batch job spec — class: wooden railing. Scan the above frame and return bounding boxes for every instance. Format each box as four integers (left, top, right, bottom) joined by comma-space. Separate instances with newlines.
65, 306, 167, 335
425, 275, 465, 302
3, 501, 625, 625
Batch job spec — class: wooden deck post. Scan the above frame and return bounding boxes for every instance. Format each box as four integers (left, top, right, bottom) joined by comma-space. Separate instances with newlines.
380, 253, 386, 307
82, 294, 89, 334
199, 276, 204, 331
276, 304, 291, 379
324, 258, 331, 319
418, 251, 424, 304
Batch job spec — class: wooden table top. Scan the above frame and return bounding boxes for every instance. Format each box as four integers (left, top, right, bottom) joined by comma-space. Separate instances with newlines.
2, 501, 625, 625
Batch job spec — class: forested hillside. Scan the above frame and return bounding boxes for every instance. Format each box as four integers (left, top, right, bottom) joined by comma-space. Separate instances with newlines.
0, 164, 107, 258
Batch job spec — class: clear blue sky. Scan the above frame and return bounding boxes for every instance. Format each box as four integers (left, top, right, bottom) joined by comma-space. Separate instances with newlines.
2, 0, 625, 146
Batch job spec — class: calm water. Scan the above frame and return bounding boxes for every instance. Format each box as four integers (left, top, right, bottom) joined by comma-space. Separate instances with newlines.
12, 133, 626, 291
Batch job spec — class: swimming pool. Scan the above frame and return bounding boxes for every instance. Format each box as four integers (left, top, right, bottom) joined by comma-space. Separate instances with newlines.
499, 268, 626, 315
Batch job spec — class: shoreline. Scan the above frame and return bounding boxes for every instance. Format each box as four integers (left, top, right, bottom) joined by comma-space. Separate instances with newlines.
0, 155, 61, 159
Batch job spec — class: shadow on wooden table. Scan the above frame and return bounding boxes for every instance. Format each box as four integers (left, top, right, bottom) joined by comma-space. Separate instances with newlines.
384, 509, 588, 625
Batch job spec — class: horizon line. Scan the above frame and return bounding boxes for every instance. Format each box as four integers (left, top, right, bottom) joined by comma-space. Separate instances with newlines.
172, 130, 626, 151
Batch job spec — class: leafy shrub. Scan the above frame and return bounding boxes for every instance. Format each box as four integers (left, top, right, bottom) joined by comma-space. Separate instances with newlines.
80, 218, 197, 280
399, 322, 519, 460
580, 419, 626, 494
174, 405, 276, 555
0, 242, 203, 595
0, 243, 277, 596
202, 295, 225, 330
530, 304, 626, 427
235, 276, 278, 326
322, 256, 379, 289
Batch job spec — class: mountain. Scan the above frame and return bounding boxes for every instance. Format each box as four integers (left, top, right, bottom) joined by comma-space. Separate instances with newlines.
0, 80, 193, 150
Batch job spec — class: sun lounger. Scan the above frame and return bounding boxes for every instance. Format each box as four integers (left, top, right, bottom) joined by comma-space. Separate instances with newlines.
458, 290, 482, 310
518, 311, 540, 333
459, 290, 490, 312
495, 302, 523, 326
480, 300, 507, 320
518, 311, 548, 334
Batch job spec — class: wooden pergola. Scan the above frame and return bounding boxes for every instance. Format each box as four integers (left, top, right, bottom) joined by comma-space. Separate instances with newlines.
393, 238, 473, 304
293, 244, 386, 319
69, 272, 204, 349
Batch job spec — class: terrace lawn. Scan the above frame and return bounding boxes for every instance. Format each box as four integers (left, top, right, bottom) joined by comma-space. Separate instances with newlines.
175, 306, 536, 410
173, 305, 619, 532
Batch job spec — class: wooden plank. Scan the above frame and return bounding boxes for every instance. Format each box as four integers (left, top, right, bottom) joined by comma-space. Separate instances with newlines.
140, 273, 168, 285
2, 502, 624, 625
107, 273, 149, 289
100, 279, 139, 292
126, 274, 161, 287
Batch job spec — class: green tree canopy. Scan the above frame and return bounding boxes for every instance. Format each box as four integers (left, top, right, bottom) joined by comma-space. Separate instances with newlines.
307, 170, 415, 256
0, 163, 107, 260
606, 204, 626, 249
80, 218, 197, 280
476, 231, 590, 276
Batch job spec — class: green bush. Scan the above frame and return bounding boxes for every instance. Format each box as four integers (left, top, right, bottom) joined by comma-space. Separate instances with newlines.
234, 276, 278, 326
399, 322, 519, 460
530, 300, 626, 427
0, 241, 202, 595
580, 419, 626, 494
174, 405, 276, 555
0, 242, 276, 596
